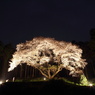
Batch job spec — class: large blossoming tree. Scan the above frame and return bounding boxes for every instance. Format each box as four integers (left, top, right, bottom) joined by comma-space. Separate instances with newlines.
8, 37, 87, 79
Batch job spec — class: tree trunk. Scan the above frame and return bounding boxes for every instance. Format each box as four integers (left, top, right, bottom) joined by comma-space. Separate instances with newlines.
20, 65, 23, 78
37, 66, 62, 79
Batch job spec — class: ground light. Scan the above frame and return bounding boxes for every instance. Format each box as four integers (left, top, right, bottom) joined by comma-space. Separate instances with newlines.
6, 79, 9, 82
88, 83, 93, 87
0, 81, 3, 85
43, 77, 46, 81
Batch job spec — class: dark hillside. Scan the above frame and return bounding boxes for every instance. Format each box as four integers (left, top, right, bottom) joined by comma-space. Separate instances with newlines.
0, 80, 95, 95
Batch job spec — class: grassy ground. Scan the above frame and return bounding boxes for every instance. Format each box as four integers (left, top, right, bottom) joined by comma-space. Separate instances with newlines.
0, 79, 95, 95
0, 77, 95, 95
12, 77, 95, 86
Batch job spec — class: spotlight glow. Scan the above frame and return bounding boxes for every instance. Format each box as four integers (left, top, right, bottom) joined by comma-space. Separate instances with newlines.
43, 77, 46, 80
6, 79, 9, 82
89, 83, 93, 87
0, 81, 3, 85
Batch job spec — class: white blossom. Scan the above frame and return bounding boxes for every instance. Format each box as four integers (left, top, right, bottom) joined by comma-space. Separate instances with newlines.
8, 37, 87, 78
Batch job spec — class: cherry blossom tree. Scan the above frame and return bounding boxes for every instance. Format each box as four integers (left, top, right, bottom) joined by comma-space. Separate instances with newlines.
8, 37, 87, 79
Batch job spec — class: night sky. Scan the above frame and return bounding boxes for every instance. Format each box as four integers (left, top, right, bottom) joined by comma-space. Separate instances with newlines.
0, 0, 95, 46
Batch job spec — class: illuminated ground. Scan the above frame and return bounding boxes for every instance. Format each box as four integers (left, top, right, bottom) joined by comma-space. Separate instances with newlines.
0, 79, 95, 95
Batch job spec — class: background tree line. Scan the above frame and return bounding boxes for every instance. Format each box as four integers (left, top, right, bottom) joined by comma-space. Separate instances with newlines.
72, 29, 95, 80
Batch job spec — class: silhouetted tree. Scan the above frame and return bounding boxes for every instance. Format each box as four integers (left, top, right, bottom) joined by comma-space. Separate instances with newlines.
0, 42, 15, 79
75, 29, 95, 79
88, 29, 95, 51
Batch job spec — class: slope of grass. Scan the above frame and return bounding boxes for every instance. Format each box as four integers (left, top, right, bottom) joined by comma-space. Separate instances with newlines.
7, 77, 95, 87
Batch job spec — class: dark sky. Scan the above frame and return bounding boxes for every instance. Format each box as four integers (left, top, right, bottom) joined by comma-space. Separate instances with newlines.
0, 0, 95, 46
